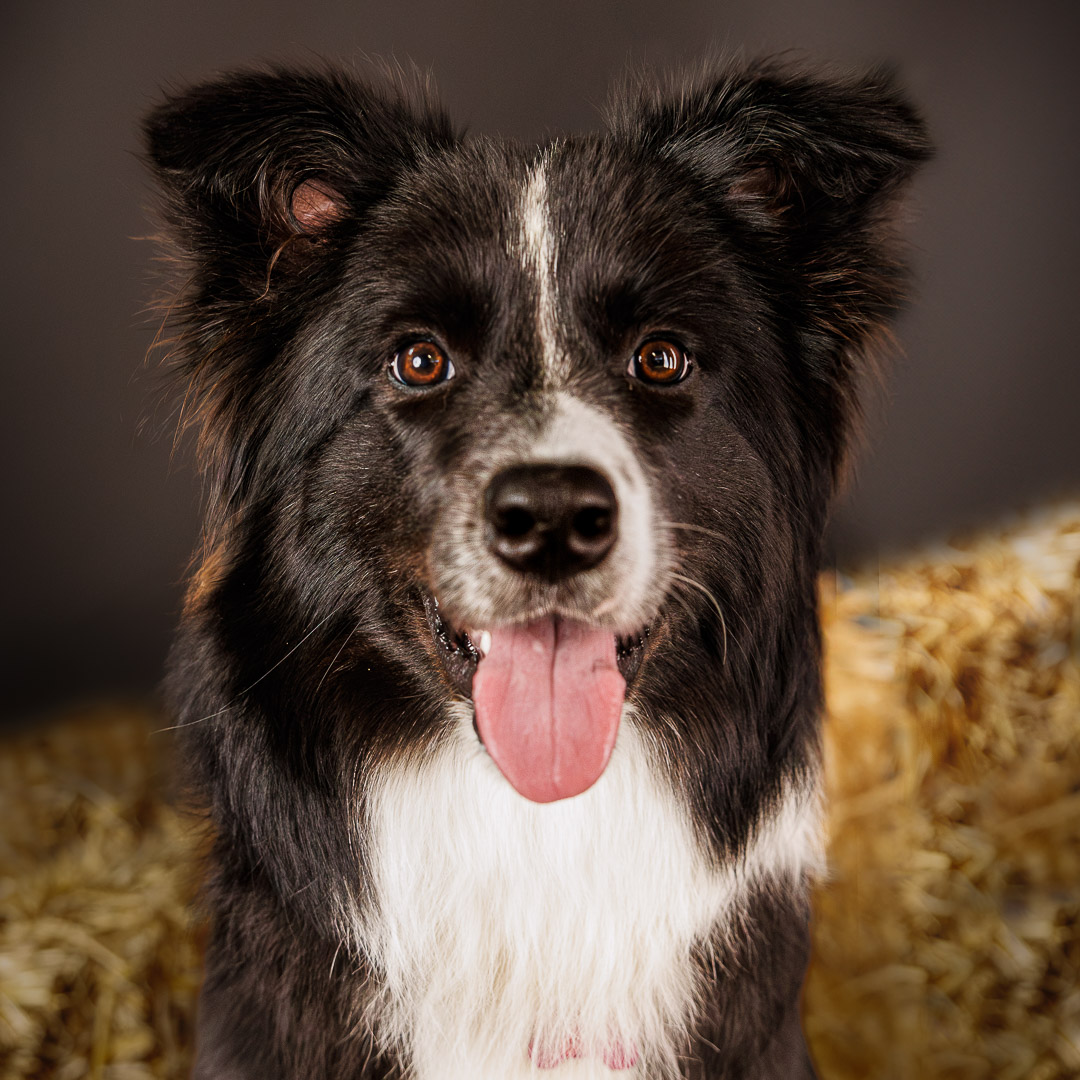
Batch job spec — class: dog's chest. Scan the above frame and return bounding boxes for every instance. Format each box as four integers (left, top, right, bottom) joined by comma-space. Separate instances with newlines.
357, 716, 744, 1079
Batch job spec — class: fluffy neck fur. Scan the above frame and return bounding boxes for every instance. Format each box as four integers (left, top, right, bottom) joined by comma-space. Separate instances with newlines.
355, 707, 822, 1079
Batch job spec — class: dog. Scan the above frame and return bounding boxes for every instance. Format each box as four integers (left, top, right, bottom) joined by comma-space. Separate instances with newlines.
144, 57, 929, 1079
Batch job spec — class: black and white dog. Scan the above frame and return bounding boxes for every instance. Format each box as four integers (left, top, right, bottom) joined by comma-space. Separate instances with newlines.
144, 58, 928, 1079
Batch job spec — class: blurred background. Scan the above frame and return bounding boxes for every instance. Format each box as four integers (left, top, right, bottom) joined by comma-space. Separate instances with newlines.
2, 0, 1078, 723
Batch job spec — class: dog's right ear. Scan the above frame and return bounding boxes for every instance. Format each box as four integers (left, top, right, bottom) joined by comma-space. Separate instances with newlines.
143, 67, 455, 530
144, 66, 455, 298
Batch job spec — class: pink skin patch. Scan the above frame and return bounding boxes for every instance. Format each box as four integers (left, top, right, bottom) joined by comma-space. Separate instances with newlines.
602, 1042, 640, 1070
289, 178, 344, 232
529, 1034, 639, 1070
529, 1035, 581, 1069
472, 619, 626, 803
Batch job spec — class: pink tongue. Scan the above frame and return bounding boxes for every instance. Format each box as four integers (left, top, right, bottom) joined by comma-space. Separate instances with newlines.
472, 620, 626, 803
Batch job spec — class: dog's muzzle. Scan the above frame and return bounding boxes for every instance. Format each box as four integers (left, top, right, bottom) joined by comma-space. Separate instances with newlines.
425, 401, 663, 803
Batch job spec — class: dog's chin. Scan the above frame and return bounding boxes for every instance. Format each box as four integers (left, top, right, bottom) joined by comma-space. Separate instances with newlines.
422, 591, 652, 699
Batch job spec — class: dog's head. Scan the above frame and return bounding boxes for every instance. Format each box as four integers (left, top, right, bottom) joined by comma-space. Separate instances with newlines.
146, 61, 928, 802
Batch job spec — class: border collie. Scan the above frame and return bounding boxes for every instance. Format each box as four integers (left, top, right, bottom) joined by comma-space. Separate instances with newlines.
144, 58, 929, 1079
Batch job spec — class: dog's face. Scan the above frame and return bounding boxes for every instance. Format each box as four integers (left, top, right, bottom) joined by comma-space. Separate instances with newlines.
147, 63, 928, 804
298, 144, 818, 800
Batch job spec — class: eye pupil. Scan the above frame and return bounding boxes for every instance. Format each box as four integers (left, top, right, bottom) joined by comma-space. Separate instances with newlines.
644, 344, 676, 376
393, 341, 452, 387
631, 338, 689, 384
409, 348, 438, 376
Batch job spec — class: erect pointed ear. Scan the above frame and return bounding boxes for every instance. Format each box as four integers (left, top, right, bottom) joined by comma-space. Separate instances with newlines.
143, 65, 456, 297
609, 58, 932, 340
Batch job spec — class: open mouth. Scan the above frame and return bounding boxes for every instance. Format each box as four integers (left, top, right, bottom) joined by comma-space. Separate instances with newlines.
423, 594, 650, 696
423, 593, 653, 803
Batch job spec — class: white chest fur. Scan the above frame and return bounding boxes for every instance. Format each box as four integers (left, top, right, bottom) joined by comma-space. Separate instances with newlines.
356, 710, 821, 1080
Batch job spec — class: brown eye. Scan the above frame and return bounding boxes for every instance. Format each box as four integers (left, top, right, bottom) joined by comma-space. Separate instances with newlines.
628, 338, 691, 385
391, 341, 454, 387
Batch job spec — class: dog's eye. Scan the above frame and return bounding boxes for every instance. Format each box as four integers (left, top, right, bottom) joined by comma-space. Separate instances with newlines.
391, 342, 455, 387
628, 339, 691, 385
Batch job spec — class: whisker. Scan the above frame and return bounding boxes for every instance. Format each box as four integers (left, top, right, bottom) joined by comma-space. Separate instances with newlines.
660, 520, 728, 542
315, 615, 365, 697
665, 586, 700, 631
153, 605, 343, 733
669, 571, 729, 667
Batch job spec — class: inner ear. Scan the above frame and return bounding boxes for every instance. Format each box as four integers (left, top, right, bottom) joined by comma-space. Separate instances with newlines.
290, 178, 346, 233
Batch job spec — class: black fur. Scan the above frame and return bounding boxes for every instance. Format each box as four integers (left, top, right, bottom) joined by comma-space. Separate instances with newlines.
144, 58, 929, 1078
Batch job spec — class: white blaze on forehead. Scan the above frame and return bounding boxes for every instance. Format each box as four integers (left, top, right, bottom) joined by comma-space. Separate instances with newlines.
519, 157, 563, 384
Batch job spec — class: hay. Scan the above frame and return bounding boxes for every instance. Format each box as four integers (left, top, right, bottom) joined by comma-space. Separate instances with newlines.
1, 503, 1078, 1078
807, 504, 1080, 1079
0, 708, 201, 1079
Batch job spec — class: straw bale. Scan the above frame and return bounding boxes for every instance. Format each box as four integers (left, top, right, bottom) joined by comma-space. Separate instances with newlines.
1, 502, 1077, 1077
807, 503, 1080, 1080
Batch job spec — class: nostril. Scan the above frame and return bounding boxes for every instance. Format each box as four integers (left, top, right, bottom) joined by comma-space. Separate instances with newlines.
571, 505, 612, 541
496, 505, 538, 539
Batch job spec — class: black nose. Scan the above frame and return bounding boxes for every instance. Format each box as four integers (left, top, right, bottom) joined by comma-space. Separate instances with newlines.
484, 464, 618, 580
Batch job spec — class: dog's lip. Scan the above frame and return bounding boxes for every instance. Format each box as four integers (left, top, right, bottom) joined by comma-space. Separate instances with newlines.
424, 593, 480, 698
422, 592, 652, 698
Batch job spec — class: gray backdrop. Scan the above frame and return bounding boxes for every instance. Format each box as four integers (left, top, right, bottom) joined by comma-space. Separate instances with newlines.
3, 0, 1078, 719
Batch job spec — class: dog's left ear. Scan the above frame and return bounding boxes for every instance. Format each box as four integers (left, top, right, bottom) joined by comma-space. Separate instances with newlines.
613, 58, 931, 281
612, 59, 932, 463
